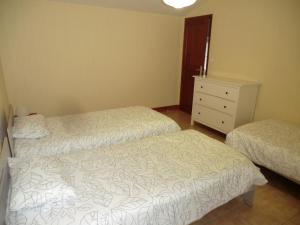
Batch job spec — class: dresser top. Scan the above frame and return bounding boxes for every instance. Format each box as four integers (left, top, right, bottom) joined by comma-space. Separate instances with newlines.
193, 76, 260, 87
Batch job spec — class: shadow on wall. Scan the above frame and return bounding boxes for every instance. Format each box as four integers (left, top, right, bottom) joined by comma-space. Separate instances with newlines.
56, 99, 85, 116
0, 112, 7, 149
0, 61, 9, 149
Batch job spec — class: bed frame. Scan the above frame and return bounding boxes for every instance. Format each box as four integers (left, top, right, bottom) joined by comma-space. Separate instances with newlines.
6, 105, 14, 157
0, 138, 11, 225
259, 164, 300, 185
243, 186, 255, 207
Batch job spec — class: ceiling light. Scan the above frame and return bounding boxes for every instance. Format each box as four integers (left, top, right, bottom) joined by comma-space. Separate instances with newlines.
163, 0, 197, 9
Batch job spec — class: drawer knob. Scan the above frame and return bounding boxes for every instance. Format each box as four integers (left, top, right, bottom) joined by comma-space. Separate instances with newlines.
200, 86, 203, 89
225, 91, 229, 95
199, 98, 202, 101
223, 105, 227, 109
222, 121, 225, 124
198, 112, 201, 115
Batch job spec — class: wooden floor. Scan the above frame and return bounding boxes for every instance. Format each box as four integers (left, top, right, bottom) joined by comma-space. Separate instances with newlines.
160, 109, 300, 225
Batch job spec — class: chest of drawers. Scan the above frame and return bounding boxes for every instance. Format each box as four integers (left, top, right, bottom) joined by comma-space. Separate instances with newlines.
191, 76, 260, 134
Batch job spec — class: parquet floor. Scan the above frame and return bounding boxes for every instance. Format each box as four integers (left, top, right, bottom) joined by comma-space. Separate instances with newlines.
160, 109, 300, 225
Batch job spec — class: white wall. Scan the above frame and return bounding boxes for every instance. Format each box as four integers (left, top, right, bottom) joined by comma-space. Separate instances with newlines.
1, 0, 299, 125
187, 0, 300, 124
0, 0, 183, 116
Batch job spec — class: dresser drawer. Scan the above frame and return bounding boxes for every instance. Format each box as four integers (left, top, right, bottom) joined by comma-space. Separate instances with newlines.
192, 105, 234, 133
195, 81, 239, 101
193, 92, 237, 115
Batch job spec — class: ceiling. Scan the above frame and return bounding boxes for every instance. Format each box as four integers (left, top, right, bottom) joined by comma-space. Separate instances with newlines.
52, 0, 200, 16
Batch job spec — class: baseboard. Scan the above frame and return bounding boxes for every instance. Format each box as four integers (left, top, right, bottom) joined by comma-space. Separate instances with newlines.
152, 105, 179, 112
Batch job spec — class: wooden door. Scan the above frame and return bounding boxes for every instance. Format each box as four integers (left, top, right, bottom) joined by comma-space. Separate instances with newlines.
179, 15, 212, 113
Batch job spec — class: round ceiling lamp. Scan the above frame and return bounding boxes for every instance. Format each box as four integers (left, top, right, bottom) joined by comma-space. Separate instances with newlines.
163, 0, 197, 9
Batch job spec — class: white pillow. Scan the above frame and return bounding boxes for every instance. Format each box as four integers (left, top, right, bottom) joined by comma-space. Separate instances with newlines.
8, 157, 76, 211
13, 114, 49, 139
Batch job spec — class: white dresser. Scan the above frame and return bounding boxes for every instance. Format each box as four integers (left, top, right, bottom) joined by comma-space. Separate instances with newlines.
191, 76, 260, 134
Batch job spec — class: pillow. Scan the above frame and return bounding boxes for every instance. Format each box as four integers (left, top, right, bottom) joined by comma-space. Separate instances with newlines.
8, 157, 76, 211
13, 114, 49, 139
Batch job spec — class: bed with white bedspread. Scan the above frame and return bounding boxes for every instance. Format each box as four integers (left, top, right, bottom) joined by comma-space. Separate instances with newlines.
226, 119, 300, 184
10, 106, 180, 158
6, 130, 267, 225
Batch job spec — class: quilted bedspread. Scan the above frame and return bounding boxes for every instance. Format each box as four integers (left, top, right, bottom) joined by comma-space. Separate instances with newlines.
8, 130, 266, 225
226, 119, 300, 183
14, 106, 180, 158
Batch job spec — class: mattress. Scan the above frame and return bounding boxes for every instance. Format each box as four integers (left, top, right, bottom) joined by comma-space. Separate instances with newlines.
13, 106, 180, 158
226, 119, 300, 183
7, 130, 267, 225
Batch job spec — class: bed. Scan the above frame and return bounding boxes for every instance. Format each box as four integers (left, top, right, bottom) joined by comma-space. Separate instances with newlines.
226, 119, 300, 184
4, 130, 267, 225
7, 106, 181, 158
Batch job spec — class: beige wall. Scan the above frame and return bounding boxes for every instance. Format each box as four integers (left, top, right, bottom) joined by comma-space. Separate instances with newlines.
187, 0, 300, 124
0, 57, 9, 150
0, 0, 182, 116
1, 0, 299, 125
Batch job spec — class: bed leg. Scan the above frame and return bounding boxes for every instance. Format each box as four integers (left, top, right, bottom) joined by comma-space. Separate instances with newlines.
243, 186, 255, 207
191, 120, 194, 126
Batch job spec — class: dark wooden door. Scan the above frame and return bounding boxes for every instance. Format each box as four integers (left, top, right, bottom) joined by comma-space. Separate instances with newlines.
179, 15, 212, 113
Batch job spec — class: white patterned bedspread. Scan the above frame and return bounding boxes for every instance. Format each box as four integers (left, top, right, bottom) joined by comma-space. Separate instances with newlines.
14, 106, 180, 158
226, 119, 300, 183
8, 130, 267, 225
